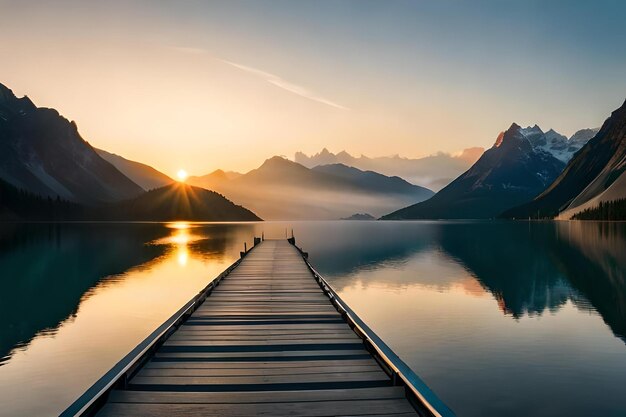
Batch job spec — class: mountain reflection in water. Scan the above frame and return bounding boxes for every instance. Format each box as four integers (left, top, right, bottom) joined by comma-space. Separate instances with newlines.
0, 221, 625, 417
302, 221, 626, 343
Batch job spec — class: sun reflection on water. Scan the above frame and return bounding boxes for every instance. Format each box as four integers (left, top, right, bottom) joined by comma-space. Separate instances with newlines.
166, 223, 192, 267
177, 248, 189, 266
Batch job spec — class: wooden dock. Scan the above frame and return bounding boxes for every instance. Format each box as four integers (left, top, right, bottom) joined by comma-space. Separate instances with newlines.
62, 239, 453, 417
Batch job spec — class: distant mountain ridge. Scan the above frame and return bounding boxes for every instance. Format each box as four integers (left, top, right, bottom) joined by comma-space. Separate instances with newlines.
341, 213, 375, 220
188, 156, 434, 219
383, 123, 594, 219
0, 81, 261, 222
0, 83, 143, 204
295, 147, 484, 191
503, 99, 626, 219
312, 163, 432, 197
95, 148, 174, 191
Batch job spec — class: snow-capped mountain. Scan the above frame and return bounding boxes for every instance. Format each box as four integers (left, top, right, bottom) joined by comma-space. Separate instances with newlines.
503, 99, 626, 219
519, 125, 596, 163
382, 123, 575, 219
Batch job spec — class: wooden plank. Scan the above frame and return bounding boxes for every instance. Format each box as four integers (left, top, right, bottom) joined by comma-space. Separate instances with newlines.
173, 329, 356, 335
144, 359, 379, 369
169, 333, 359, 340
154, 349, 370, 358
178, 323, 351, 330
190, 312, 340, 317
97, 399, 415, 417
109, 387, 405, 404
136, 365, 381, 377
130, 370, 389, 386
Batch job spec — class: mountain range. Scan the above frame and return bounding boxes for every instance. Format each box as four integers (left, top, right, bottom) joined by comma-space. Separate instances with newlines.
3, 79, 624, 222
503, 99, 626, 219
0, 82, 259, 221
188, 157, 434, 220
295, 147, 484, 191
383, 124, 596, 219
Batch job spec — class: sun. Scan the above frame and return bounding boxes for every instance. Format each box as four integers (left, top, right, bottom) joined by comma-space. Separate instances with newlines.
177, 169, 188, 182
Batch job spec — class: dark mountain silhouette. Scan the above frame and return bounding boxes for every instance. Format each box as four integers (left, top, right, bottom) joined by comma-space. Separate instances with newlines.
0, 179, 260, 221
295, 147, 484, 191
100, 183, 260, 221
503, 99, 626, 219
0, 177, 85, 220
188, 156, 433, 219
0, 83, 143, 204
95, 148, 174, 191
382, 124, 569, 219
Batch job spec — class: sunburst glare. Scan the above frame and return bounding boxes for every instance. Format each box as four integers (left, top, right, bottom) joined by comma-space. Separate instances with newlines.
177, 169, 188, 182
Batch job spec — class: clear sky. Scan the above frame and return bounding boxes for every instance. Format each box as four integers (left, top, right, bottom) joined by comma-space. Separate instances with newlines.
1, 0, 625, 177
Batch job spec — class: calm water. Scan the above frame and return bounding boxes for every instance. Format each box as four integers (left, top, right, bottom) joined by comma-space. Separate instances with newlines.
0, 221, 625, 417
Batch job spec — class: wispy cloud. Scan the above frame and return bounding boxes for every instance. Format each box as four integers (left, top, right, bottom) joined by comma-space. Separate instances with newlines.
172, 46, 348, 110
220, 59, 349, 110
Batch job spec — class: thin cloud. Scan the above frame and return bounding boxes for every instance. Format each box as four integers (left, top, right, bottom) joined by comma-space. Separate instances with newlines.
220, 59, 349, 110
172, 46, 348, 110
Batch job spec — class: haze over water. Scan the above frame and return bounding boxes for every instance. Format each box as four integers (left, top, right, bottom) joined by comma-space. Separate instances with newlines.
0, 221, 625, 417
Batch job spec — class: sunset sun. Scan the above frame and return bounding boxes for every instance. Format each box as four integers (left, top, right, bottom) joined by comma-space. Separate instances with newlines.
176, 169, 188, 182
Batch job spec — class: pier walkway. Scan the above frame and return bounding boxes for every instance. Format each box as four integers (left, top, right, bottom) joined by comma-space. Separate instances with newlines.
62, 239, 452, 417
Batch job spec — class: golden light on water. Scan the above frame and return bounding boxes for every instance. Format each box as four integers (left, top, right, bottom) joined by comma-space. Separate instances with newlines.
161, 222, 193, 266
177, 248, 189, 266
168, 222, 191, 230
177, 169, 188, 182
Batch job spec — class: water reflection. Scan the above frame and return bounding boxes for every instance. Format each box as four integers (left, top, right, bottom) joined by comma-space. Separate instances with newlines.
298, 221, 626, 343
290, 221, 626, 416
441, 222, 626, 342
0, 223, 166, 364
1, 221, 625, 417
0, 222, 255, 417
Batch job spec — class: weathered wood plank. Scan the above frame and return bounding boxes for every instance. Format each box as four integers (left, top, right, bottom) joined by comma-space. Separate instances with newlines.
97, 399, 415, 417
136, 365, 381, 377
153, 349, 370, 359
130, 370, 389, 386
108, 387, 405, 404
144, 359, 379, 369
169, 333, 359, 341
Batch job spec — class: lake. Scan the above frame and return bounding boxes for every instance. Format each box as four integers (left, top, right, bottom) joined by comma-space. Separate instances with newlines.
0, 221, 625, 417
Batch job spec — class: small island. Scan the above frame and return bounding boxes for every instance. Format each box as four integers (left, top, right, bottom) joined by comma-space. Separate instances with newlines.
340, 213, 376, 220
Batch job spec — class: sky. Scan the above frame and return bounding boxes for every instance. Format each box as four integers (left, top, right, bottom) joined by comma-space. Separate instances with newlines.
1, 0, 626, 177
